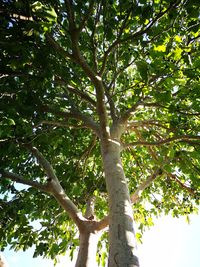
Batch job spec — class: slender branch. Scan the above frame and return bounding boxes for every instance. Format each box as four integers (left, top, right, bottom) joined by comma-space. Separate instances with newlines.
122, 0, 181, 44
108, 56, 140, 90
37, 120, 88, 129
85, 196, 95, 220
2, 12, 34, 21
55, 77, 96, 107
104, 83, 118, 122
70, 51, 108, 137
100, 0, 181, 75
78, 0, 95, 32
94, 169, 161, 230
127, 120, 173, 131
131, 169, 161, 203
129, 128, 196, 199
25, 145, 58, 181
0, 170, 47, 192
89, 1, 103, 71
123, 135, 200, 148
125, 101, 200, 117
100, 7, 132, 75
64, 0, 76, 31
0, 72, 29, 79
166, 172, 195, 196
119, 100, 144, 124
46, 33, 73, 60
41, 105, 100, 136
59, 31, 109, 139
80, 135, 97, 160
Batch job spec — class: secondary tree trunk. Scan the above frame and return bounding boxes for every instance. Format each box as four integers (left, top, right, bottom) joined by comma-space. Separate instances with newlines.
75, 229, 99, 267
0, 254, 9, 267
101, 139, 139, 267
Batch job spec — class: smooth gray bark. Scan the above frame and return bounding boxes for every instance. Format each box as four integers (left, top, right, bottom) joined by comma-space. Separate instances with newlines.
75, 230, 99, 267
101, 139, 139, 267
0, 254, 9, 267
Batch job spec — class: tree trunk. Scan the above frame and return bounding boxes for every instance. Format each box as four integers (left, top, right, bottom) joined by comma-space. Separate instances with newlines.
0, 254, 9, 267
101, 139, 139, 267
75, 229, 99, 267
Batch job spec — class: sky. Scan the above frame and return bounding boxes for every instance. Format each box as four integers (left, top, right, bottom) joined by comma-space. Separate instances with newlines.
3, 212, 200, 267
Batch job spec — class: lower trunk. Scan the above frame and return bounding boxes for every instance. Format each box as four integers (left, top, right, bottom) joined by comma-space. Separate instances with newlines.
102, 140, 139, 267
75, 230, 99, 267
0, 254, 8, 267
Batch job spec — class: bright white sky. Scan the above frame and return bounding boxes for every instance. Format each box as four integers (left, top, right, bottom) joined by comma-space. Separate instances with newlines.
3, 213, 200, 267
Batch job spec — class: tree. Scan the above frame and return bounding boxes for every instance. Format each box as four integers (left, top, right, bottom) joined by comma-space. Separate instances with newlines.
0, 0, 200, 266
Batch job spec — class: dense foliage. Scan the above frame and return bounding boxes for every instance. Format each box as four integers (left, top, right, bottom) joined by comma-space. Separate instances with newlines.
0, 0, 200, 264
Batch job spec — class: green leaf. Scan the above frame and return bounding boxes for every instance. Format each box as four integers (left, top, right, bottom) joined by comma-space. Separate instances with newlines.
136, 61, 148, 83
154, 44, 166, 52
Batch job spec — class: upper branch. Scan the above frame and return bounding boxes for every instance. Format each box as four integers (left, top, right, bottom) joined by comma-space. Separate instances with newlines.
25, 145, 57, 181
46, 35, 107, 131
122, 100, 200, 122
78, 0, 95, 32
62, 35, 109, 139
119, 100, 144, 125
37, 120, 88, 130
64, 0, 76, 31
123, 135, 200, 148
55, 78, 96, 107
100, 0, 181, 74
131, 169, 161, 203
46, 33, 73, 60
104, 83, 118, 122
42, 105, 100, 137
166, 172, 196, 196
100, 8, 132, 75
62, 1, 109, 139
0, 170, 47, 192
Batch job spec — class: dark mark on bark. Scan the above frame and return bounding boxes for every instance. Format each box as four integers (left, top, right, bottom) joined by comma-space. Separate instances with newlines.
114, 252, 119, 267
118, 224, 121, 239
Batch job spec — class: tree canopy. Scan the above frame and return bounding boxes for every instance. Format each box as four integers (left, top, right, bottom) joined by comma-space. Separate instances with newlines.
0, 0, 200, 265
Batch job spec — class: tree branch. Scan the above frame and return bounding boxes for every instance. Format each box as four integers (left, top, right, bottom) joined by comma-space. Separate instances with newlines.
100, 0, 181, 75
24, 145, 85, 228
78, 0, 95, 32
104, 83, 118, 122
37, 120, 88, 130
123, 135, 200, 148
25, 145, 57, 181
131, 169, 161, 203
94, 169, 161, 230
41, 105, 100, 137
122, 0, 181, 44
63, 1, 109, 140
64, 0, 76, 31
55, 77, 96, 107
46, 33, 73, 60
166, 172, 195, 196
0, 170, 47, 192
127, 120, 173, 131
69, 53, 109, 139
119, 100, 144, 124
85, 196, 95, 220
95, 215, 109, 231
100, 7, 132, 75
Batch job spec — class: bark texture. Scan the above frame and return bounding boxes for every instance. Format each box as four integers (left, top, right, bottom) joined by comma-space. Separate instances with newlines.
0, 254, 9, 267
101, 139, 139, 267
75, 230, 99, 267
